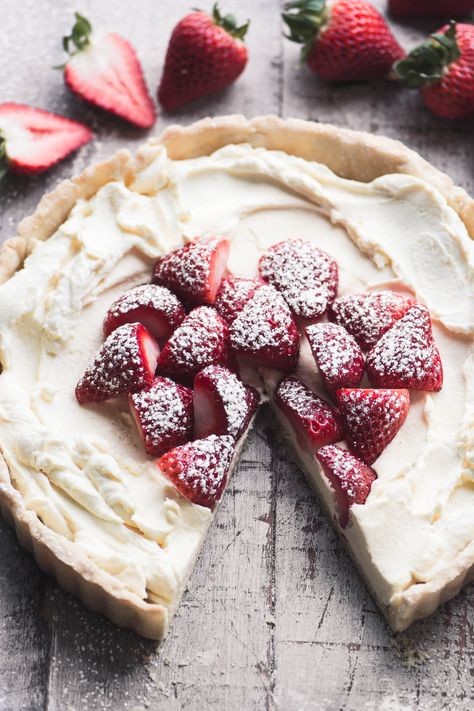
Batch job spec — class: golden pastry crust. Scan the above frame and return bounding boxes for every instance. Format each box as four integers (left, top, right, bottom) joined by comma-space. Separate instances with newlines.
0, 115, 472, 638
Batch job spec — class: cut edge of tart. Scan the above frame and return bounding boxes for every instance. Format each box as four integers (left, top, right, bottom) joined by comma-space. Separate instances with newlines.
0, 115, 473, 640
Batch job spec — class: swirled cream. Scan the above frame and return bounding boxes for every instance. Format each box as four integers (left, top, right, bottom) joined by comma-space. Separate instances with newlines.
0, 141, 473, 628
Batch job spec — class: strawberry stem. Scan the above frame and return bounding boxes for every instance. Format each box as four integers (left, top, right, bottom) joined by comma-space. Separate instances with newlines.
282, 0, 327, 63
393, 21, 461, 89
212, 3, 249, 40
62, 12, 92, 56
0, 135, 8, 180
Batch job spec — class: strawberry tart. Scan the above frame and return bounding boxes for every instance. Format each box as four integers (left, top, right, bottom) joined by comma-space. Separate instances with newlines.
0, 115, 472, 639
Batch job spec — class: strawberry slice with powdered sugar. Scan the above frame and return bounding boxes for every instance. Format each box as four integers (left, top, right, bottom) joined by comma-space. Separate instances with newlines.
76, 323, 159, 404
229, 285, 300, 372
0, 103, 91, 176
214, 276, 264, 324
259, 239, 338, 320
366, 304, 443, 391
158, 306, 233, 383
153, 236, 230, 306
336, 388, 410, 465
328, 290, 415, 351
103, 284, 185, 346
305, 323, 364, 394
193, 365, 259, 440
157, 434, 235, 508
274, 377, 344, 454
129, 377, 193, 456
316, 445, 377, 528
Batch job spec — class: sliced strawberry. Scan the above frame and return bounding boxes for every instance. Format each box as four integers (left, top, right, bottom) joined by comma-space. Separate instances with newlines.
158, 306, 232, 383
76, 323, 159, 404
366, 304, 443, 391
62, 14, 155, 128
129, 377, 193, 456
214, 276, 264, 324
0, 103, 91, 176
153, 236, 230, 307
258, 239, 338, 320
336, 388, 410, 465
274, 377, 344, 454
193, 365, 259, 440
229, 285, 300, 372
103, 284, 185, 347
305, 323, 364, 394
316, 445, 377, 528
328, 291, 415, 351
157, 434, 235, 508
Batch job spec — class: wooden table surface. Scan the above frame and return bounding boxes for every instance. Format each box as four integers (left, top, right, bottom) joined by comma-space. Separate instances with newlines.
1, 1, 473, 709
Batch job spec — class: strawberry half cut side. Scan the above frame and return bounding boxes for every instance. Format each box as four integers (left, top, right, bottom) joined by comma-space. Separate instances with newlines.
157, 434, 235, 508
317, 445, 377, 528
274, 376, 344, 454
0, 103, 92, 176
129, 377, 193, 457
153, 236, 230, 307
336, 388, 410, 465
103, 284, 186, 346
193, 365, 259, 440
76, 323, 159, 404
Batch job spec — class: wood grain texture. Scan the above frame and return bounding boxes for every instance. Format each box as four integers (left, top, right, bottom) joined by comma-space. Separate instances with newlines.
0, 1, 473, 709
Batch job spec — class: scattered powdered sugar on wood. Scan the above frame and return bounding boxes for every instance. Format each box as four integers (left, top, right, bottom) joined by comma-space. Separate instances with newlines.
306, 322, 364, 392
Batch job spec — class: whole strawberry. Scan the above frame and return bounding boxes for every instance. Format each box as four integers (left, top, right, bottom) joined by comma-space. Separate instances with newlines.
394, 22, 474, 119
158, 4, 249, 110
389, 0, 474, 18
282, 0, 404, 81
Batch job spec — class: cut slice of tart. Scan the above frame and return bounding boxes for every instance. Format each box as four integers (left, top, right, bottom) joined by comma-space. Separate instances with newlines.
0, 116, 472, 640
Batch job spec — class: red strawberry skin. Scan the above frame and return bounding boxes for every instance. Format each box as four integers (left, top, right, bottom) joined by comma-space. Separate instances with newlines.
103, 285, 185, 346
259, 239, 338, 320
366, 304, 443, 392
328, 291, 415, 351
422, 24, 474, 119
158, 306, 233, 384
193, 365, 259, 440
153, 236, 230, 307
0, 103, 91, 175
214, 276, 264, 324
389, 0, 474, 17
157, 434, 235, 508
305, 323, 364, 394
274, 376, 344, 454
336, 388, 410, 465
317, 445, 377, 528
129, 377, 193, 457
76, 323, 160, 404
158, 10, 248, 110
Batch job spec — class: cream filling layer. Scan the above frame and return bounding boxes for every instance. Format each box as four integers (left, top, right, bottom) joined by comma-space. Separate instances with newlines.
0, 142, 473, 615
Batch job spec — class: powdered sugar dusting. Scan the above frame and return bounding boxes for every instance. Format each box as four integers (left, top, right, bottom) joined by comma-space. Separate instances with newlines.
197, 365, 257, 438
259, 239, 338, 319
306, 322, 364, 393
214, 276, 264, 323
104, 284, 185, 337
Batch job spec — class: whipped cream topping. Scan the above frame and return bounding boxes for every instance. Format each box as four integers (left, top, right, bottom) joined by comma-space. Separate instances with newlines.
0, 141, 472, 624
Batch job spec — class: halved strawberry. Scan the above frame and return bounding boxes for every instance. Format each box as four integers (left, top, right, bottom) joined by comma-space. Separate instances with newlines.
103, 285, 185, 346
193, 365, 259, 440
305, 323, 364, 394
153, 236, 230, 306
336, 388, 410, 465
214, 276, 264, 324
157, 434, 235, 508
61, 13, 155, 128
366, 304, 443, 391
328, 291, 415, 351
129, 377, 193, 456
258, 239, 338, 320
76, 323, 159, 404
316, 445, 377, 528
229, 285, 300, 372
158, 306, 232, 383
274, 377, 344, 454
0, 103, 91, 176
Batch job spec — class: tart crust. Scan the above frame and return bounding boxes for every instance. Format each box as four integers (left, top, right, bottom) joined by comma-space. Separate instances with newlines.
0, 115, 472, 639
